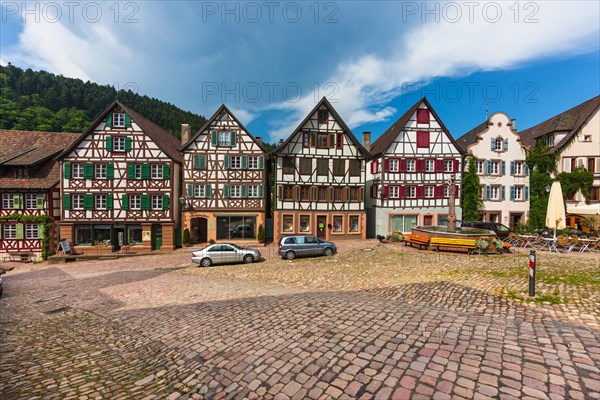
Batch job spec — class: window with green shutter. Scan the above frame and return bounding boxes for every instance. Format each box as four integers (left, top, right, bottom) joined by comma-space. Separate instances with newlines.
141, 164, 150, 180
16, 224, 24, 239
230, 131, 237, 147
194, 154, 206, 170
258, 185, 264, 198
241, 185, 248, 198
125, 136, 132, 152
107, 164, 114, 179
205, 185, 212, 198
211, 131, 218, 146
223, 184, 230, 198
186, 184, 193, 197
259, 156, 264, 169
105, 113, 112, 127
64, 162, 71, 179
121, 194, 129, 210
223, 155, 230, 170
241, 155, 248, 170
141, 194, 151, 210
64, 193, 71, 210
83, 194, 93, 210
163, 164, 170, 180
13, 194, 22, 209
105, 136, 113, 152
36, 194, 44, 209
106, 194, 113, 210
127, 164, 135, 179
162, 194, 170, 210
125, 114, 132, 128
84, 163, 94, 179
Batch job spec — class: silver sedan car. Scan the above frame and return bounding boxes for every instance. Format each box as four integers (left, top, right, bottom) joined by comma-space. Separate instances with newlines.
192, 243, 261, 267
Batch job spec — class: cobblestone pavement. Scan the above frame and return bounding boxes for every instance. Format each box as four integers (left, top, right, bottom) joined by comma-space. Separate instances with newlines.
1, 245, 599, 399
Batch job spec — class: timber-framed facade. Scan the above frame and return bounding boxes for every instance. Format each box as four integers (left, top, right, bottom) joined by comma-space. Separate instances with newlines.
273, 97, 370, 241
58, 101, 182, 254
180, 104, 268, 243
366, 97, 465, 236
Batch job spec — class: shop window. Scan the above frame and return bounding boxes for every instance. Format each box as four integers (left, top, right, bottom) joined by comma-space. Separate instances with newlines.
299, 215, 310, 232
349, 216, 359, 232
216, 216, 256, 240
282, 215, 294, 232
333, 216, 343, 232
75, 225, 92, 245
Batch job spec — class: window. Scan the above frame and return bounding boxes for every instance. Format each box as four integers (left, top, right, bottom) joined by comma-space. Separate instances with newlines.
73, 194, 84, 210
300, 186, 311, 201
317, 133, 329, 148
283, 157, 295, 174
229, 156, 242, 169
93, 225, 111, 246
218, 131, 231, 146
318, 110, 329, 124
3, 225, 16, 239
127, 225, 143, 245
476, 160, 485, 174
389, 186, 399, 198
248, 156, 260, 169
300, 158, 312, 175
15, 168, 29, 179
350, 187, 361, 202
350, 160, 361, 177
336, 133, 344, 149
349, 216, 359, 232
303, 131, 312, 148
151, 195, 163, 210
514, 161, 524, 176
299, 215, 310, 232
493, 138, 503, 151
95, 195, 107, 210
389, 159, 399, 172
134, 164, 142, 179
407, 160, 416, 172
588, 158, 596, 173
416, 131, 430, 148
113, 113, 126, 127
25, 194, 36, 209
444, 186, 450, 198
334, 187, 344, 201
445, 160, 453, 172
490, 186, 500, 200
416, 109, 430, 124
514, 186, 523, 200
421, 159, 433, 173
333, 160, 345, 176
248, 185, 260, 198
333, 216, 343, 232
318, 187, 327, 202
582, 135, 592, 142
230, 185, 242, 198
407, 187, 416, 198
130, 195, 141, 210
74, 225, 92, 245
73, 163, 84, 179
216, 216, 256, 240
25, 224, 39, 239
317, 159, 328, 176
113, 137, 126, 151
425, 186, 434, 198
490, 161, 499, 175
545, 135, 554, 147
283, 215, 294, 232
95, 164, 107, 179
282, 185, 294, 200
193, 185, 206, 198
590, 187, 599, 201
390, 214, 418, 233
151, 164, 163, 179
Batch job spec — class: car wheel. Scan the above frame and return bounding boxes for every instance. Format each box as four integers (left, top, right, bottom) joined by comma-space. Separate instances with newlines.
200, 258, 212, 267
243, 254, 254, 264
285, 251, 295, 260
323, 247, 333, 256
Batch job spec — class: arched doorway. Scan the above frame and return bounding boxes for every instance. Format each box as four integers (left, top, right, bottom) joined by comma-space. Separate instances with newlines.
191, 217, 208, 243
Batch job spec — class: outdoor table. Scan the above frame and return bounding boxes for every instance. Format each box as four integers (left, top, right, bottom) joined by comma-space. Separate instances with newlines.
520, 235, 537, 248
578, 238, 597, 253
540, 237, 560, 253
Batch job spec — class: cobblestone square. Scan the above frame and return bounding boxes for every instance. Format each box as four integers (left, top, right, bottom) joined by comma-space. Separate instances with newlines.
1, 242, 599, 399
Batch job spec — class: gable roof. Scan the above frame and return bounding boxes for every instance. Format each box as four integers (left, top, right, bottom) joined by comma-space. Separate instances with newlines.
273, 97, 371, 157
519, 95, 600, 151
370, 97, 465, 157
60, 101, 182, 163
180, 104, 267, 153
0, 130, 79, 189
455, 120, 490, 152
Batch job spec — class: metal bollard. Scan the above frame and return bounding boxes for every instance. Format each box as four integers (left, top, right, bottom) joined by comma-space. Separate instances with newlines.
528, 250, 536, 297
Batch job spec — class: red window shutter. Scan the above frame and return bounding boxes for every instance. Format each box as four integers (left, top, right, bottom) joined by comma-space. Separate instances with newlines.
383, 158, 390, 172
398, 185, 406, 199
417, 109, 430, 124
453, 159, 459, 172
417, 186, 424, 198
383, 186, 390, 199
399, 159, 407, 172
416, 159, 425, 172
416, 131, 430, 148
370, 161, 376, 174
435, 185, 443, 198
435, 159, 444, 172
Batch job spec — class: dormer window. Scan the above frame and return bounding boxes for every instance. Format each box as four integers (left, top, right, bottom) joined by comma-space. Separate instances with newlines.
318, 110, 329, 124
113, 113, 126, 127
545, 135, 554, 147
492, 138, 503, 151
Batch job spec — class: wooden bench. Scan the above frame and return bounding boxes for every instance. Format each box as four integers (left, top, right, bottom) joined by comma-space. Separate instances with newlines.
404, 234, 429, 249
7, 252, 33, 262
430, 237, 477, 253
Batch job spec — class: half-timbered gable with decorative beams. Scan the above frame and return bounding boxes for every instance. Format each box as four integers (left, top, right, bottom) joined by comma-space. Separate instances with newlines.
0, 130, 78, 261
59, 101, 182, 254
457, 112, 530, 228
180, 104, 268, 243
366, 97, 465, 236
273, 97, 370, 240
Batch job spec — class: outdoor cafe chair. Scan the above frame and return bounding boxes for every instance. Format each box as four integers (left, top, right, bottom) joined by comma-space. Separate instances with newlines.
556, 235, 571, 253
567, 235, 580, 253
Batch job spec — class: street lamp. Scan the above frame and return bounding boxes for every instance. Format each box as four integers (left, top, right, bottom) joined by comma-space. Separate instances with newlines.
178, 196, 187, 210
545, 185, 551, 193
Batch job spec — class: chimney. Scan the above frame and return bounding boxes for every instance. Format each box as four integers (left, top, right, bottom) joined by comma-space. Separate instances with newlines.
256, 136, 263, 145
279, 139, 284, 145
362, 132, 371, 152
510, 118, 516, 130
181, 124, 191, 145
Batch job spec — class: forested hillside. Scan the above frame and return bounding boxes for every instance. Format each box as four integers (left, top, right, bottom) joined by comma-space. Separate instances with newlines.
0, 64, 206, 136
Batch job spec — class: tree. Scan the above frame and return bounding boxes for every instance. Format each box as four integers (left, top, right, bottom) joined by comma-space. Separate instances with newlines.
461, 156, 483, 221
526, 142, 557, 229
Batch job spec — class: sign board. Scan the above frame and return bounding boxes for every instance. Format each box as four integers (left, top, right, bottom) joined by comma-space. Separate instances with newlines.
58, 240, 73, 255
142, 231, 151, 241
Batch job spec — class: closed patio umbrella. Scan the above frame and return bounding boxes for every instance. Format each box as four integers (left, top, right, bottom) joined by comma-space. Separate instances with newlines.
546, 180, 566, 238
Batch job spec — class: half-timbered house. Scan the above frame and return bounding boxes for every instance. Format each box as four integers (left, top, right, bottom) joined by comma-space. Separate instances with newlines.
273, 97, 370, 240
58, 101, 182, 254
0, 130, 78, 261
180, 104, 268, 243
366, 97, 465, 236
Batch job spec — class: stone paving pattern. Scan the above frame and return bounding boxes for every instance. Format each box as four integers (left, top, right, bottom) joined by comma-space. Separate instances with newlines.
0, 242, 599, 399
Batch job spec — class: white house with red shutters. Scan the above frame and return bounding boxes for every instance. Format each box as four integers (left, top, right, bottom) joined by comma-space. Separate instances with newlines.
365, 97, 465, 236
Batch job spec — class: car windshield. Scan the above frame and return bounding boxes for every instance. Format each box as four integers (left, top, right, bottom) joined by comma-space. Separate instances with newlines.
497, 225, 510, 232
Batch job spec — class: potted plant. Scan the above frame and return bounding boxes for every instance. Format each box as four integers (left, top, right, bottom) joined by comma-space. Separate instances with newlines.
475, 237, 490, 254
183, 228, 191, 247
257, 224, 265, 243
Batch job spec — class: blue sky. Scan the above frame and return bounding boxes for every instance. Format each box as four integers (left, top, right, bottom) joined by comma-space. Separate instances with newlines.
1, 1, 599, 143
